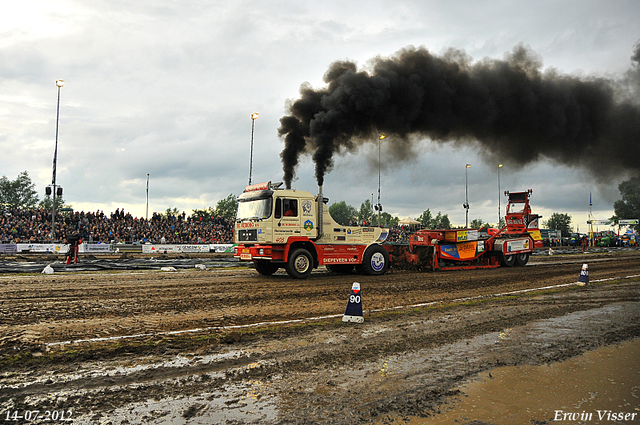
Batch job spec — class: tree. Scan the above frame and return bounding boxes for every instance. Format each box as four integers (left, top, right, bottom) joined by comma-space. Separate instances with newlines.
433, 212, 451, 229
163, 207, 180, 219
191, 207, 216, 221
329, 201, 357, 226
418, 209, 433, 228
543, 212, 573, 236
469, 218, 488, 230
39, 194, 67, 211
0, 171, 39, 209
357, 199, 374, 225
380, 212, 399, 227
215, 194, 238, 221
614, 177, 640, 232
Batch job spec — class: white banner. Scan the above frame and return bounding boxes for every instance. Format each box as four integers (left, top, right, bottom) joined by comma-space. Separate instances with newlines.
587, 220, 613, 225
9, 243, 233, 254
142, 244, 211, 254
16, 243, 68, 253
210, 244, 235, 253
0, 244, 17, 253
15, 243, 113, 253
619, 219, 639, 225
83, 244, 114, 253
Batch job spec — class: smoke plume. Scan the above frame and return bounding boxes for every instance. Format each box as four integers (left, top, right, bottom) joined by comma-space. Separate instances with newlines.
278, 43, 640, 188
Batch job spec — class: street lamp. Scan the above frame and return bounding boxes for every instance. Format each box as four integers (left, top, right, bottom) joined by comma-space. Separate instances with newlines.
146, 173, 150, 220
51, 79, 65, 242
377, 135, 385, 227
371, 193, 374, 219
497, 164, 503, 227
464, 163, 471, 228
248, 112, 259, 185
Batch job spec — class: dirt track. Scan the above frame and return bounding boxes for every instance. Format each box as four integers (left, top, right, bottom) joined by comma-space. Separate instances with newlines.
1, 250, 640, 424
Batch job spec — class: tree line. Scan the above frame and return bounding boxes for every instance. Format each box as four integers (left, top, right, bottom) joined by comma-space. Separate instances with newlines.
0, 171, 239, 223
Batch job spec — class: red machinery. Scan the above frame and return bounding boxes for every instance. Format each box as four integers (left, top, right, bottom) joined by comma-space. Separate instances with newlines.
386, 190, 538, 271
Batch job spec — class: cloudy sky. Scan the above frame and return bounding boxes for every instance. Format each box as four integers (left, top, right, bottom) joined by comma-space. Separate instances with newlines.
1, 0, 639, 230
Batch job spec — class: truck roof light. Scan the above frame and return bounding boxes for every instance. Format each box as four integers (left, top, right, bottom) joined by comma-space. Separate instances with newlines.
244, 181, 271, 192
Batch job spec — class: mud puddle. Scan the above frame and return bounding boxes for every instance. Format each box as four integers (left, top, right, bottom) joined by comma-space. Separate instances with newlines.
400, 338, 640, 425
100, 379, 280, 424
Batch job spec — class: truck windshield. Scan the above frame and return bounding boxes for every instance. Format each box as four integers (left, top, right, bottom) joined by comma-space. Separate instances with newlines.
237, 190, 273, 220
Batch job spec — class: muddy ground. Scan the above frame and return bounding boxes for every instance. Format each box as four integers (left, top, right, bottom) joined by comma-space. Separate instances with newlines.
1, 249, 639, 424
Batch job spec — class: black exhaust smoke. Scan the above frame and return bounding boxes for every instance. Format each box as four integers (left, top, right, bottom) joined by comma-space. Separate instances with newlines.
278, 43, 640, 189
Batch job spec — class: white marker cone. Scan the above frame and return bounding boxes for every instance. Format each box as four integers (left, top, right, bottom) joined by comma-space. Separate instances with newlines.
577, 263, 589, 286
342, 282, 364, 323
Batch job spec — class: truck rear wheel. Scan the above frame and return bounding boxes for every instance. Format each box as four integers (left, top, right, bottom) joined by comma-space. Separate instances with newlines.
285, 248, 313, 279
254, 260, 279, 275
361, 245, 390, 276
516, 252, 530, 266
501, 253, 516, 267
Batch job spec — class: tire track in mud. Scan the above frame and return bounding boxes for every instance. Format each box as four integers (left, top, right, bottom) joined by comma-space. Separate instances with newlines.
2, 281, 639, 425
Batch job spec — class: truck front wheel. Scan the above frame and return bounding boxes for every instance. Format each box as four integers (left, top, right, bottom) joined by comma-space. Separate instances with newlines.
361, 245, 390, 276
285, 248, 313, 279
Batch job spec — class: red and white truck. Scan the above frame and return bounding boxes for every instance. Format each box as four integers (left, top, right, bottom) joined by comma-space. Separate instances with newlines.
234, 182, 540, 278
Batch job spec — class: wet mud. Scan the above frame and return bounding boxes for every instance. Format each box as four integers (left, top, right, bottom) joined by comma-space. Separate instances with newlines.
0, 250, 639, 424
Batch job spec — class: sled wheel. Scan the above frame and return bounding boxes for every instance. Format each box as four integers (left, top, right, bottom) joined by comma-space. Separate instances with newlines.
515, 252, 529, 266
501, 253, 517, 267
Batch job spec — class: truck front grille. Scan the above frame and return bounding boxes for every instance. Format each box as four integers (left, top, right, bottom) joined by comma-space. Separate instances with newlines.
238, 229, 258, 242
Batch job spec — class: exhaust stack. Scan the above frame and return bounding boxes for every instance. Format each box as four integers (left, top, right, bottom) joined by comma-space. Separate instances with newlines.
317, 186, 323, 239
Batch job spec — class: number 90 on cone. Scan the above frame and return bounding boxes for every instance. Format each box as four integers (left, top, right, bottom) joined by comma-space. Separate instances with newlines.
343, 282, 364, 323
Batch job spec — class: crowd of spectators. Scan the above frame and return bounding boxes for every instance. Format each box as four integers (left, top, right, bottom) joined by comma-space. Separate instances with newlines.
386, 225, 421, 243
0, 207, 235, 244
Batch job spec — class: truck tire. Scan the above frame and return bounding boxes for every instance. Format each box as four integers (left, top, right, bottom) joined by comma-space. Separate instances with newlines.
515, 252, 529, 266
285, 248, 313, 279
326, 264, 355, 274
501, 253, 516, 267
254, 260, 279, 275
361, 245, 390, 276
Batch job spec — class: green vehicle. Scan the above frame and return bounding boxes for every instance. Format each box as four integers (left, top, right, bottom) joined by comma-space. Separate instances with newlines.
596, 231, 618, 247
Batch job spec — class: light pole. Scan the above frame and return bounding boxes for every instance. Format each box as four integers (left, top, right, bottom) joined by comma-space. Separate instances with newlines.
146, 173, 150, 220
51, 79, 65, 242
497, 164, 503, 227
377, 135, 385, 227
370, 193, 374, 222
464, 164, 471, 228
248, 112, 259, 185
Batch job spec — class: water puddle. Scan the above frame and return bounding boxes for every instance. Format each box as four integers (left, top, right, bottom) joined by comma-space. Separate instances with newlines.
400, 338, 640, 425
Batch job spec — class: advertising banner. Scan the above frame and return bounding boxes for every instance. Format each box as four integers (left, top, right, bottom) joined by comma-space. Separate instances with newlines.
504, 238, 530, 252
142, 244, 211, 254
16, 244, 68, 253
83, 244, 113, 253
210, 244, 234, 253
439, 241, 480, 260
0, 244, 17, 253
